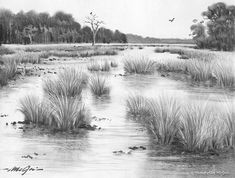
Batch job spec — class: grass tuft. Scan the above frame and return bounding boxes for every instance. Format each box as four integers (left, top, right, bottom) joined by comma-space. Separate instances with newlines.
123, 56, 155, 74
89, 74, 110, 96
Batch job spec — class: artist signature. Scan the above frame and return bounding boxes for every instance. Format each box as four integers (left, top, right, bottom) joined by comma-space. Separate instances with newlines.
3, 165, 43, 175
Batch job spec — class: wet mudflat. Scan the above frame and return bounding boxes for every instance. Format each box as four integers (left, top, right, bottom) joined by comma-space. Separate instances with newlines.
0, 46, 234, 178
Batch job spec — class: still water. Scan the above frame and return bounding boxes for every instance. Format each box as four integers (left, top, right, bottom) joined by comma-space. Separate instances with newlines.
0, 47, 234, 178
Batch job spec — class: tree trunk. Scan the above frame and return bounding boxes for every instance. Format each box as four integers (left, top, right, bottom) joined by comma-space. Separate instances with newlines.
92, 33, 95, 46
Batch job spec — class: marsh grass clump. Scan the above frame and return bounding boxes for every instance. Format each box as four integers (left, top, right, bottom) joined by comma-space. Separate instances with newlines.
0, 46, 15, 55
16, 51, 41, 64
110, 61, 118, 68
49, 94, 90, 131
146, 97, 181, 145
123, 56, 156, 74
19, 68, 91, 131
126, 95, 235, 152
43, 68, 87, 97
213, 61, 235, 88
126, 95, 150, 119
0, 69, 8, 86
101, 60, 111, 72
0, 58, 18, 86
5, 59, 18, 79
87, 61, 100, 71
185, 59, 212, 82
19, 95, 51, 125
127, 95, 181, 144
89, 74, 110, 96
179, 103, 217, 152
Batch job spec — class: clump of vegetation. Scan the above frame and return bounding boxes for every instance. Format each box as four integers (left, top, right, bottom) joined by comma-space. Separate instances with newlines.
0, 46, 14, 55
155, 48, 234, 89
19, 67, 91, 131
126, 95, 150, 118
127, 95, 181, 144
80, 50, 117, 57
126, 95, 235, 152
15, 51, 41, 64
186, 59, 212, 82
49, 94, 90, 131
43, 68, 87, 98
89, 74, 110, 96
0, 69, 8, 86
19, 95, 51, 125
123, 56, 156, 74
0, 58, 18, 87
110, 61, 118, 68
101, 60, 111, 72
87, 61, 100, 71
213, 60, 235, 88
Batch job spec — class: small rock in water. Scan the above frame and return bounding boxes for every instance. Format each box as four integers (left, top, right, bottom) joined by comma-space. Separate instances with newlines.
22, 155, 33, 159
11, 121, 17, 125
0, 114, 8, 117
128, 146, 139, 150
139, 146, 146, 150
34, 152, 39, 156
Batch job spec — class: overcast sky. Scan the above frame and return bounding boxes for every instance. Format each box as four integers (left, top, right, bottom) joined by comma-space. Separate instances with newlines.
0, 0, 234, 38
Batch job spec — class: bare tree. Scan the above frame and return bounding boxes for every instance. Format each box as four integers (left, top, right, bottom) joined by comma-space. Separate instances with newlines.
85, 12, 104, 46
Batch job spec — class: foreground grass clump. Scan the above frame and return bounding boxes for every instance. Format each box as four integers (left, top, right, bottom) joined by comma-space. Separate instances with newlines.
19, 67, 91, 131
49, 94, 90, 130
43, 68, 87, 97
19, 95, 51, 125
123, 56, 156, 74
127, 95, 181, 144
89, 74, 110, 96
19, 95, 90, 130
126, 95, 234, 153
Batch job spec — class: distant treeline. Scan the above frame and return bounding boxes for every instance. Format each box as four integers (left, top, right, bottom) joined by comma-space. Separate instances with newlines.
191, 2, 235, 51
126, 34, 193, 44
0, 9, 127, 45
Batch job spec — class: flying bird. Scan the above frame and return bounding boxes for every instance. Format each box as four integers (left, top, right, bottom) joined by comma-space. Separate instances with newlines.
169, 18, 175, 22
90, 12, 92, 15
200, 20, 204, 23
